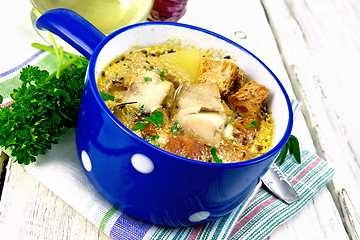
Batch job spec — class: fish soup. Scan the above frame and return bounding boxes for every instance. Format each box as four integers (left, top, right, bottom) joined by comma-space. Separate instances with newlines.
97, 45, 274, 163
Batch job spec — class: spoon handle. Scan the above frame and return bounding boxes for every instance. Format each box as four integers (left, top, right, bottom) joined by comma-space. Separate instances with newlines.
261, 163, 300, 204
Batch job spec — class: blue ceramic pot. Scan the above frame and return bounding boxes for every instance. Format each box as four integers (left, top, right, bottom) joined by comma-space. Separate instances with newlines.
36, 9, 293, 227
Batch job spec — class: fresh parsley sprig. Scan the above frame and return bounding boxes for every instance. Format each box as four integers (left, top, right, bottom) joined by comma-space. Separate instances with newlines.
275, 135, 301, 165
0, 38, 89, 165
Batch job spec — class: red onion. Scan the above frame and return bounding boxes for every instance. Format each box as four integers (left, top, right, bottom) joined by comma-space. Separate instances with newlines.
148, 0, 188, 22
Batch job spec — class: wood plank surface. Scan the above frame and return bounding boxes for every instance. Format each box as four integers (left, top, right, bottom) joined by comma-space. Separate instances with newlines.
262, 0, 360, 239
0, 161, 110, 240
0, 0, 357, 239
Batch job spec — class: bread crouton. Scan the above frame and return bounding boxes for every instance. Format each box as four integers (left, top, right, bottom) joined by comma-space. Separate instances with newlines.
198, 57, 245, 97
227, 81, 269, 118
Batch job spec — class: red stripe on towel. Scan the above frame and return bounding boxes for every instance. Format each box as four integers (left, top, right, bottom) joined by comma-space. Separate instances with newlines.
230, 195, 278, 235
189, 225, 202, 240
230, 156, 322, 236
291, 157, 322, 185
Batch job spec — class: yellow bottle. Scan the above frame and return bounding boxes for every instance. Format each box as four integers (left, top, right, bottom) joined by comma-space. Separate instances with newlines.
30, 0, 154, 35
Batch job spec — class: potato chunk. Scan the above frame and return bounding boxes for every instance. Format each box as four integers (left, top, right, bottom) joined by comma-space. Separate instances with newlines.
198, 57, 246, 97
158, 49, 203, 84
227, 80, 269, 118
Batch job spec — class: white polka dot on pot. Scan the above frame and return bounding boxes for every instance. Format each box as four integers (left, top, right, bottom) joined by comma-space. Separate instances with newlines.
131, 153, 154, 174
81, 150, 92, 172
189, 211, 211, 223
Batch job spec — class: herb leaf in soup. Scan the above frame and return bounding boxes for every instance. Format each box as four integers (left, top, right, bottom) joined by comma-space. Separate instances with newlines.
246, 119, 256, 129
210, 147, 222, 163
149, 135, 160, 141
133, 122, 146, 130
144, 110, 164, 128
144, 76, 152, 82
100, 91, 115, 101
169, 120, 179, 134
138, 104, 145, 113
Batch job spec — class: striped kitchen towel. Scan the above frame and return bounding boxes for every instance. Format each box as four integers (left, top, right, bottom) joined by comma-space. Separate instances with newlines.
0, 51, 334, 240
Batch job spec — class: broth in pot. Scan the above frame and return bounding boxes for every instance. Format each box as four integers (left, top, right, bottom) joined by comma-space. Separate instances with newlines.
97, 45, 274, 163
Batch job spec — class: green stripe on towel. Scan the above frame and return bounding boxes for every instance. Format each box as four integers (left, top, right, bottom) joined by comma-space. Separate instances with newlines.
99, 206, 118, 232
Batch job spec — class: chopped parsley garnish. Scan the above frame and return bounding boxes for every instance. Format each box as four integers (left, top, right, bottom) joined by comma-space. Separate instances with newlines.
133, 110, 163, 131
210, 147, 222, 163
275, 135, 301, 165
185, 153, 190, 158
159, 71, 165, 77
160, 77, 165, 82
169, 120, 179, 134
246, 119, 256, 129
100, 91, 115, 101
149, 135, 160, 141
138, 104, 145, 113
144, 76, 152, 82
144, 109, 163, 127
133, 122, 146, 130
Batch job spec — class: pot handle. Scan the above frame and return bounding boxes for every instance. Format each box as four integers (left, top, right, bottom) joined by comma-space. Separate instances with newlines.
35, 8, 106, 59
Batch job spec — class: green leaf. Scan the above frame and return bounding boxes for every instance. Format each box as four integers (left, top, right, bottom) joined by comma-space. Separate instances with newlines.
276, 143, 288, 165
0, 47, 88, 165
246, 119, 256, 129
138, 104, 144, 113
289, 135, 301, 164
48, 32, 62, 79
0, 95, 3, 104
149, 135, 160, 141
169, 120, 179, 134
52, 89, 71, 102
275, 135, 301, 165
210, 147, 222, 163
100, 91, 115, 101
185, 153, 190, 158
144, 76, 152, 82
144, 110, 163, 128
52, 112, 62, 126
133, 122, 146, 130
288, 137, 293, 154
